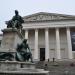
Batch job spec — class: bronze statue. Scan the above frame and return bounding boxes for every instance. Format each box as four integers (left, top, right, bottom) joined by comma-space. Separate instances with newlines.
0, 39, 33, 62
6, 10, 24, 29
0, 52, 14, 61
15, 39, 33, 62
0, 11, 33, 62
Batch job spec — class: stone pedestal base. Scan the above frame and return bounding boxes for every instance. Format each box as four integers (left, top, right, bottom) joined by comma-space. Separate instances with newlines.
0, 61, 49, 75
1, 28, 23, 50
0, 61, 35, 71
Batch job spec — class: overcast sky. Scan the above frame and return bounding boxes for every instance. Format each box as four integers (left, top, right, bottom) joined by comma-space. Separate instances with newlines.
0, 0, 75, 33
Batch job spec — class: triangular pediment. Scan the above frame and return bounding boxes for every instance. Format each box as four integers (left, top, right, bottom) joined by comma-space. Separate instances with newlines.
23, 12, 75, 22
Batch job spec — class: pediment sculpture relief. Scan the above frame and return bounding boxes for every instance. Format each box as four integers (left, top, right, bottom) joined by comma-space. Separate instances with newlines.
23, 13, 72, 22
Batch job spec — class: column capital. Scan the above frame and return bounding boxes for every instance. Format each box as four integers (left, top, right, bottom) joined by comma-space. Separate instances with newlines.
45, 28, 49, 30
56, 27, 59, 30
25, 29, 29, 31
35, 29, 39, 31
66, 27, 70, 30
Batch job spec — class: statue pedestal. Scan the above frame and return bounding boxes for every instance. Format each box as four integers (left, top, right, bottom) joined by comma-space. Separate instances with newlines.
0, 28, 49, 75
0, 61, 35, 71
0, 61, 49, 75
0, 28, 23, 52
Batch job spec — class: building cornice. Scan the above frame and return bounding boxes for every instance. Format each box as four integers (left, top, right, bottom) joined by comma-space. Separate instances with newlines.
22, 20, 75, 30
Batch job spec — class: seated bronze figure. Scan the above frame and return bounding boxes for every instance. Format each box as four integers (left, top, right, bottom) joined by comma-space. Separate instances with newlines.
0, 39, 33, 62
6, 10, 24, 29
15, 39, 33, 62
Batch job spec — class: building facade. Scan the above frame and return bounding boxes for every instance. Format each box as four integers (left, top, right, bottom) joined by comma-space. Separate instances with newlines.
22, 12, 75, 61
1, 12, 75, 61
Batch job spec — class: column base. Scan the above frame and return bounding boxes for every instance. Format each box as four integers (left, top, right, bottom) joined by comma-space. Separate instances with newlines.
45, 59, 50, 62
33, 59, 39, 63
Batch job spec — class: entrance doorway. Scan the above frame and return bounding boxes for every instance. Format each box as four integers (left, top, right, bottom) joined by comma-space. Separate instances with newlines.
40, 48, 45, 61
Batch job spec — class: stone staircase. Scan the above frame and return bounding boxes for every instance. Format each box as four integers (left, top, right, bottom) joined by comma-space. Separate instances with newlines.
35, 60, 75, 73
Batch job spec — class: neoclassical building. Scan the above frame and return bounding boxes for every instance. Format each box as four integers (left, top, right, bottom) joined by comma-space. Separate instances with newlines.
22, 12, 75, 61
1, 12, 75, 61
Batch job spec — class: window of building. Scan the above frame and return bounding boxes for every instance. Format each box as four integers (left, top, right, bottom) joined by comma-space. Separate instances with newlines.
71, 32, 75, 51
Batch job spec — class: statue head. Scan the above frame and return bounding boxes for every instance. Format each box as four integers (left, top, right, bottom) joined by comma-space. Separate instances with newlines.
15, 10, 18, 15
23, 39, 27, 44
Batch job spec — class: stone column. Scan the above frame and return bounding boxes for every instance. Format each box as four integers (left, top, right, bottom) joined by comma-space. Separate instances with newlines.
66, 28, 73, 59
34, 29, 39, 61
56, 28, 61, 59
25, 30, 28, 39
45, 28, 49, 60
